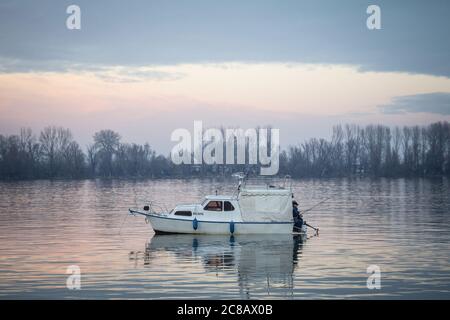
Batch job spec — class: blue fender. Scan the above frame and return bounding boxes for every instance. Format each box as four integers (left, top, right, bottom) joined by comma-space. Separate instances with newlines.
229, 220, 235, 234
193, 218, 198, 231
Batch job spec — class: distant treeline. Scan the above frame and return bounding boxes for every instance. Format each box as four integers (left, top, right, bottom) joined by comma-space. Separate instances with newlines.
0, 122, 449, 180
282, 122, 450, 178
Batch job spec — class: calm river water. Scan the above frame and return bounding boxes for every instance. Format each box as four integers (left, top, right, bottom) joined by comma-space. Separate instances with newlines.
0, 178, 449, 299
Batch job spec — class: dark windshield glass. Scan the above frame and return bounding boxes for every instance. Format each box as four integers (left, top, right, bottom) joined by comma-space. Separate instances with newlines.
204, 201, 222, 211
224, 201, 235, 211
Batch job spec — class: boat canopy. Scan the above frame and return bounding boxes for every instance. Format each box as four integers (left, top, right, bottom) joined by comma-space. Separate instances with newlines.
238, 188, 292, 222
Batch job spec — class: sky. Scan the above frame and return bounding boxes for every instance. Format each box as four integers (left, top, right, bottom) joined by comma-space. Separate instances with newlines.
1, 0, 450, 153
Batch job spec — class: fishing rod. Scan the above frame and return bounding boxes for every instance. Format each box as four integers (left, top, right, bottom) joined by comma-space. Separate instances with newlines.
294, 222, 319, 231
305, 222, 319, 233
296, 197, 330, 234
299, 197, 330, 214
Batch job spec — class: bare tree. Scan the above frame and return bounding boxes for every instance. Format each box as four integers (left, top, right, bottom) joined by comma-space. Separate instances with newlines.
39, 126, 73, 177
93, 130, 121, 177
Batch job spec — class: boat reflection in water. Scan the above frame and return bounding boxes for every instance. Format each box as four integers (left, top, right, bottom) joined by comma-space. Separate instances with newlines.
131, 233, 312, 298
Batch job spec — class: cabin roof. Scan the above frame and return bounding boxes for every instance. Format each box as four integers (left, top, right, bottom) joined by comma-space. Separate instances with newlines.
204, 195, 236, 201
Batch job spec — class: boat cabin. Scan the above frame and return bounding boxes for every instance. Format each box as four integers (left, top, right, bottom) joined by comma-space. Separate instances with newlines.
129, 175, 299, 234
171, 195, 241, 222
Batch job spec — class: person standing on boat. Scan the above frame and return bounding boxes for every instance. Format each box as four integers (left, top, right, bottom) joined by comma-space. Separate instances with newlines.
292, 200, 304, 231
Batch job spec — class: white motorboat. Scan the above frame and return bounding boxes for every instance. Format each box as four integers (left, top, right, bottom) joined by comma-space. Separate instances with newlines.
129, 174, 308, 235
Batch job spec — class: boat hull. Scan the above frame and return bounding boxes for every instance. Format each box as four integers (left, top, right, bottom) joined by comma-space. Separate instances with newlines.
148, 214, 294, 235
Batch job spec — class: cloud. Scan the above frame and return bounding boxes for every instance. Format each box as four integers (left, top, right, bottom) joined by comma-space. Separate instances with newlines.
0, 58, 76, 73
379, 92, 450, 115
1, 0, 450, 77
94, 67, 185, 83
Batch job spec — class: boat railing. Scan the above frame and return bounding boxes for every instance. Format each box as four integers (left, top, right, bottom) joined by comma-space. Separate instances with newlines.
145, 201, 169, 215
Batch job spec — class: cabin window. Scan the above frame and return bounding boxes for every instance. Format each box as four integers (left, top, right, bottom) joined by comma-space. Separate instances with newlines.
174, 211, 192, 216
224, 201, 235, 211
204, 201, 222, 211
